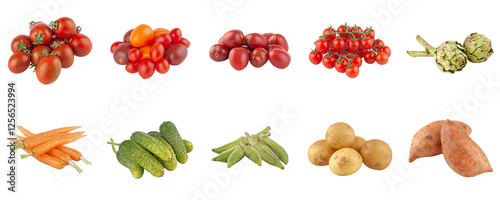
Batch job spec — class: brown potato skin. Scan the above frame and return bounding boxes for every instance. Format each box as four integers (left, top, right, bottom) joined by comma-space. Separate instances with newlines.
325, 122, 355, 149
351, 136, 367, 152
360, 139, 392, 170
409, 120, 471, 163
308, 140, 337, 166
441, 120, 492, 177
329, 148, 362, 176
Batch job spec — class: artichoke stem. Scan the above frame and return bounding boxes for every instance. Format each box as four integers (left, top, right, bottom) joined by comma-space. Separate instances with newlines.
407, 51, 434, 58
416, 35, 436, 53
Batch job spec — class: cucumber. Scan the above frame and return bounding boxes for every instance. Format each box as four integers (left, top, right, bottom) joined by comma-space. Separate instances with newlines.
130, 131, 171, 161
184, 140, 193, 153
118, 140, 164, 177
148, 131, 177, 171
159, 121, 188, 164
116, 149, 144, 179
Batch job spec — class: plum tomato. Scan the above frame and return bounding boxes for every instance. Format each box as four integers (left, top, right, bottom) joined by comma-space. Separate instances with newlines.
138, 58, 155, 79
52, 44, 74, 68
267, 34, 288, 51
50, 17, 77, 38
151, 33, 172, 49
309, 51, 322, 65
363, 51, 377, 64
221, 29, 244, 49
375, 52, 389, 65
150, 43, 165, 61
245, 33, 267, 50
153, 28, 170, 36
140, 45, 151, 59
29, 22, 52, 45
113, 43, 134, 65
164, 43, 188, 65
262, 33, 274, 39
315, 39, 328, 54
128, 48, 142, 62
266, 44, 285, 52
11, 35, 33, 53
345, 65, 360, 78
382, 46, 391, 56
130, 24, 153, 47
110, 41, 123, 53
209, 44, 229, 62
169, 28, 182, 44
228, 47, 249, 70
123, 29, 134, 43
8, 52, 30, 74
322, 56, 335, 69
36, 55, 62, 85
125, 61, 139, 73
249, 47, 268, 68
31, 45, 51, 66
268, 49, 291, 69
48, 37, 68, 50
68, 33, 92, 57
180, 38, 190, 48
155, 58, 170, 74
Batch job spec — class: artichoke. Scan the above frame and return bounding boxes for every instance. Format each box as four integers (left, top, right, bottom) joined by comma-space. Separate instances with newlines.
463, 33, 493, 63
434, 41, 467, 73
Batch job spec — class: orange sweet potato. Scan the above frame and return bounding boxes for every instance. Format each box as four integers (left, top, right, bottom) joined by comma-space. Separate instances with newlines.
409, 120, 471, 163
441, 120, 492, 177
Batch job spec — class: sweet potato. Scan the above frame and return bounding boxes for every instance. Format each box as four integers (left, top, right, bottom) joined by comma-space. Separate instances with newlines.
441, 120, 492, 177
409, 120, 471, 163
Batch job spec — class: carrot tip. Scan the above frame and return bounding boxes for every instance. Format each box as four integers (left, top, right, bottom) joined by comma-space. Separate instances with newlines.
20, 153, 33, 159
80, 156, 92, 165
68, 160, 83, 174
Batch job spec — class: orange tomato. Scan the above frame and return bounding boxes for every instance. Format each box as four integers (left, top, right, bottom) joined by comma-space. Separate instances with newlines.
130, 24, 153, 47
153, 28, 170, 36
139, 45, 151, 59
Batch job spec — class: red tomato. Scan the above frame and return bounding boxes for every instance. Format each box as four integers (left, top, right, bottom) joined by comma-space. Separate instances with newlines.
323, 27, 336, 41
29, 22, 52, 45
164, 44, 188, 65
36, 55, 62, 84
68, 33, 92, 57
228, 47, 249, 70
125, 61, 139, 73
113, 43, 134, 65
150, 43, 165, 61
322, 56, 335, 69
382, 46, 391, 56
331, 38, 345, 52
347, 39, 360, 52
266, 44, 285, 52
334, 60, 346, 73
375, 39, 385, 47
249, 47, 268, 68
241, 45, 252, 55
110, 41, 123, 53
155, 58, 170, 74
151, 33, 172, 49
8, 52, 30, 74
364, 28, 375, 39
245, 33, 267, 50
48, 37, 68, 50
11, 35, 33, 53
262, 33, 274, 39
123, 29, 134, 43
221, 29, 244, 49
50, 17, 77, 38
209, 44, 229, 62
268, 49, 291, 69
128, 48, 142, 62
345, 65, 360, 78
180, 38, 190, 48
169, 28, 182, 44
361, 38, 373, 50
267, 34, 288, 51
309, 51, 323, 65
363, 51, 377, 64
52, 44, 74, 68
315, 39, 328, 54
31, 46, 51, 66
350, 26, 363, 39
138, 58, 155, 79
352, 55, 362, 68
375, 52, 389, 65
337, 24, 349, 38
130, 24, 153, 48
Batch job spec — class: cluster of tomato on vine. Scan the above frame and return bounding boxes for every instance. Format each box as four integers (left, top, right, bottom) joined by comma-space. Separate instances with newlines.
309, 23, 391, 78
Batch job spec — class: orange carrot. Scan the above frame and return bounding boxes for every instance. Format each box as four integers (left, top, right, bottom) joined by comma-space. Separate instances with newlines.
15, 131, 85, 150
18, 125, 35, 137
35, 126, 82, 137
23, 149, 65, 169
16, 135, 26, 140
56, 146, 92, 165
46, 148, 82, 173
21, 135, 86, 159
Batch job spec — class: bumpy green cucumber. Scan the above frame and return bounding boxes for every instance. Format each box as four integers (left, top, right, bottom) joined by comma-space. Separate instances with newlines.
148, 131, 177, 171
159, 121, 188, 164
117, 150, 144, 179
119, 140, 164, 177
184, 140, 193, 153
131, 131, 171, 161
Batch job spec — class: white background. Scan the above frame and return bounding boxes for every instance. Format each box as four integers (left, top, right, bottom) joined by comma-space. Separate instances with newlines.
2, 0, 500, 199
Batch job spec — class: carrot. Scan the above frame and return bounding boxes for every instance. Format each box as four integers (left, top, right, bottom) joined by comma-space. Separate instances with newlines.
56, 146, 92, 165
16, 135, 26, 140
18, 125, 35, 137
35, 126, 82, 138
14, 131, 85, 150
46, 148, 83, 173
23, 149, 65, 169
21, 135, 86, 159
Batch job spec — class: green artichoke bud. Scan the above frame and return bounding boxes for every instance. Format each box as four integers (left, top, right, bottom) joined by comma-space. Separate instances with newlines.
434, 41, 467, 74
463, 33, 493, 63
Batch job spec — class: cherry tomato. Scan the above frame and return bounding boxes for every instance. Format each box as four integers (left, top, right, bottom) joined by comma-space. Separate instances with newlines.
153, 28, 170, 36
209, 44, 229, 62
345, 65, 360, 78
150, 43, 165, 61
52, 44, 74, 68
50, 17, 77, 38
249, 47, 268, 68
169, 28, 182, 44
352, 55, 362, 68
8, 52, 30, 74
323, 27, 336, 41
375, 52, 389, 65
374, 39, 385, 47
221, 29, 244, 49
361, 38, 373, 50
309, 51, 322, 65
262, 33, 274, 39
334, 60, 345, 73
130, 24, 153, 47
125, 61, 139, 73
268, 49, 291, 69
350, 26, 363, 39
180, 38, 190, 48
382, 46, 391, 57
267, 34, 289, 51
164, 44, 188, 65
363, 51, 377, 64
315, 39, 328, 54
48, 37, 68, 50
31, 46, 51, 66
228, 47, 249, 70
139, 45, 151, 59
337, 24, 349, 38
138, 58, 155, 79
151, 33, 172, 50
123, 29, 134, 43
128, 48, 142, 62
347, 39, 360, 52
68, 33, 92, 57
266, 44, 285, 52
29, 22, 52, 45
113, 43, 134, 65
331, 38, 345, 52
110, 41, 123, 53
11, 35, 33, 53
364, 28, 375, 39
245, 33, 267, 50
322, 56, 335, 69
36, 55, 62, 84
155, 58, 170, 74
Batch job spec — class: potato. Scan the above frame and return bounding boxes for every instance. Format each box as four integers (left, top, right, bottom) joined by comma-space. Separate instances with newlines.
329, 148, 362, 176
441, 120, 492, 177
325, 122, 355, 149
409, 120, 471, 163
360, 139, 392, 170
350, 136, 366, 152
308, 140, 337, 166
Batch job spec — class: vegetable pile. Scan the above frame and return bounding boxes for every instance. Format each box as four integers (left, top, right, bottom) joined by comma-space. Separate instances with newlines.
108, 121, 193, 178
409, 120, 492, 177
212, 126, 288, 169
309, 24, 391, 78
308, 122, 392, 176
111, 25, 190, 79
407, 33, 493, 73
11, 125, 90, 173
209, 30, 291, 70
8, 17, 92, 84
